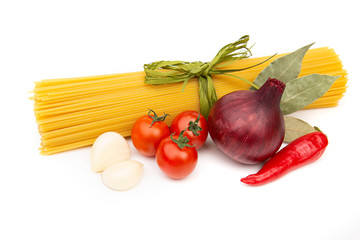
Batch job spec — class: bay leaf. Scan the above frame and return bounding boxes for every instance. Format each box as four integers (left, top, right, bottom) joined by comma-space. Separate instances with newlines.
280, 74, 340, 115
252, 43, 314, 89
284, 116, 316, 143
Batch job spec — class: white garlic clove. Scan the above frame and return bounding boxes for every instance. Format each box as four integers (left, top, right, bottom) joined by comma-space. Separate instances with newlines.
101, 160, 144, 191
91, 132, 131, 173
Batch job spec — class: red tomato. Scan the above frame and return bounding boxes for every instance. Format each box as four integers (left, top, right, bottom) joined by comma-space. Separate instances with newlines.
170, 110, 208, 150
131, 110, 170, 157
156, 133, 198, 179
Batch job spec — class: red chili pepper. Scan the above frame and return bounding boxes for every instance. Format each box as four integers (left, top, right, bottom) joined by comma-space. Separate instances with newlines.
241, 131, 328, 186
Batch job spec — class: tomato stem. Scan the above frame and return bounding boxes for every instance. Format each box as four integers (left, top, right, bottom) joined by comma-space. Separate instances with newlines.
148, 109, 170, 127
187, 113, 202, 136
170, 130, 193, 149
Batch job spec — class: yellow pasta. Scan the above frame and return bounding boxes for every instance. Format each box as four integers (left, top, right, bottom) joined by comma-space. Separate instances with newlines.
32, 47, 348, 155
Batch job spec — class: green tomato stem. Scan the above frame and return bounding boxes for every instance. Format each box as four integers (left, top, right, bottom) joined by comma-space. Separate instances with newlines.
148, 109, 170, 127
170, 130, 193, 149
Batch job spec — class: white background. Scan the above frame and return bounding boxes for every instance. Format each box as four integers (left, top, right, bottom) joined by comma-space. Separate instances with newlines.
1, 0, 359, 239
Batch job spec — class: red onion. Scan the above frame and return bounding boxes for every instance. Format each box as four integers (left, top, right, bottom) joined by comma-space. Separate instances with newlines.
208, 78, 286, 164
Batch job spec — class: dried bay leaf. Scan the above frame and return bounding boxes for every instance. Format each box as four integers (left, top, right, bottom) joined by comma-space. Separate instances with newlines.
284, 116, 316, 143
252, 43, 314, 89
280, 74, 340, 115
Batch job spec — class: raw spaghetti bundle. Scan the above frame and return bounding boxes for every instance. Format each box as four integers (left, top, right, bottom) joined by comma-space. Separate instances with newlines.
32, 45, 347, 155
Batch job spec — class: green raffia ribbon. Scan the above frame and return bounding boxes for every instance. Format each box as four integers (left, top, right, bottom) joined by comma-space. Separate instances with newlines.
144, 35, 273, 118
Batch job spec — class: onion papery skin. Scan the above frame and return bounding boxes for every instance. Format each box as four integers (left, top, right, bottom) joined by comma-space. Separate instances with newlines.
208, 78, 285, 165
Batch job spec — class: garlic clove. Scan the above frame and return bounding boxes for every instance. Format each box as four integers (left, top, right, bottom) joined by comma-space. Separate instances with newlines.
101, 160, 144, 191
91, 132, 131, 173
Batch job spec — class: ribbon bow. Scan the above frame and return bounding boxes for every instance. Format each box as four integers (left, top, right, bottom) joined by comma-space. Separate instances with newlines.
144, 35, 272, 118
